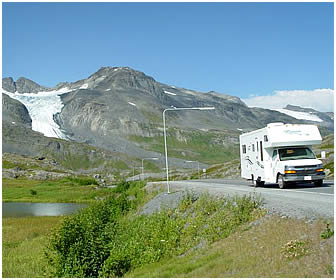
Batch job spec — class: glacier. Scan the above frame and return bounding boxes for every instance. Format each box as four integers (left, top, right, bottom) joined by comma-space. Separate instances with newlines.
3, 87, 70, 139
275, 109, 323, 122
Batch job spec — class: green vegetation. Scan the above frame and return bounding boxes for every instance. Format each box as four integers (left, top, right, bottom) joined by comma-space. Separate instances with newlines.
2, 177, 111, 203
2, 181, 333, 278
60, 176, 98, 186
61, 152, 104, 170
321, 221, 334, 239
315, 134, 334, 178
127, 217, 334, 278
46, 182, 263, 277
281, 239, 311, 259
129, 128, 240, 164
140, 109, 163, 123
3, 158, 44, 172
324, 161, 334, 176
3, 216, 63, 278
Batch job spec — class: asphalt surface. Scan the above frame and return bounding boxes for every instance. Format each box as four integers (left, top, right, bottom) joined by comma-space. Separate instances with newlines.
159, 178, 334, 220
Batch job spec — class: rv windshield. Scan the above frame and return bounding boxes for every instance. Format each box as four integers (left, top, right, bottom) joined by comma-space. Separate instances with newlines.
279, 147, 316, 161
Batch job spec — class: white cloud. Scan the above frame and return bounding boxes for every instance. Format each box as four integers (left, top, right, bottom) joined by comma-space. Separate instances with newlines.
242, 89, 334, 112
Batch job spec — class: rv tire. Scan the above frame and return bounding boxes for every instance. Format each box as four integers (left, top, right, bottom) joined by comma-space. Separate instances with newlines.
252, 175, 259, 187
278, 174, 286, 189
314, 180, 323, 187
252, 175, 264, 187
251, 175, 255, 187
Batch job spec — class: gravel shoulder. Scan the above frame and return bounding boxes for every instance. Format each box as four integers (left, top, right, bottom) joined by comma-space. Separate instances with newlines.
146, 180, 334, 220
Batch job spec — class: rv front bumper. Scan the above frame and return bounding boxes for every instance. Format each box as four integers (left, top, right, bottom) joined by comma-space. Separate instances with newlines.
284, 173, 325, 182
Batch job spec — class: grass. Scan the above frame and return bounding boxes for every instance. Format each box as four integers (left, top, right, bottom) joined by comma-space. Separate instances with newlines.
3, 180, 334, 278
46, 186, 264, 277
2, 216, 63, 278
127, 216, 334, 278
61, 151, 106, 170
2, 157, 58, 173
324, 161, 334, 176
2, 177, 113, 203
128, 128, 240, 164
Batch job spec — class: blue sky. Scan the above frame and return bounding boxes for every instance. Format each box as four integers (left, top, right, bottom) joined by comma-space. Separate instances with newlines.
2, 2, 334, 101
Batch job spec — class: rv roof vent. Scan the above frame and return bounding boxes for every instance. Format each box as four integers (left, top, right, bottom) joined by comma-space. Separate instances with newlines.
267, 122, 284, 128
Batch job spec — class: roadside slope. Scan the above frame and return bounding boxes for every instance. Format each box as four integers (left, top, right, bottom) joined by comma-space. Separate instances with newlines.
147, 180, 334, 219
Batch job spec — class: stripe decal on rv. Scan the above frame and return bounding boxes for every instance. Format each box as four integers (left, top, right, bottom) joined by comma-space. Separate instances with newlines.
244, 156, 254, 165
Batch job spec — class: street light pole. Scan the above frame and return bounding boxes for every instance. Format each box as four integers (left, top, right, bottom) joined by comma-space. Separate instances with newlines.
163, 106, 215, 193
141, 157, 159, 181
185, 160, 200, 179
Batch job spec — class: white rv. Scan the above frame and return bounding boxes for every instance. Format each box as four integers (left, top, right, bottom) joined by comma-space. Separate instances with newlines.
239, 123, 325, 188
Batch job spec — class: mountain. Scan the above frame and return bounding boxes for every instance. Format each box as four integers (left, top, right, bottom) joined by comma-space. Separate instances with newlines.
275, 104, 334, 131
2, 93, 32, 127
2, 67, 334, 176
2, 77, 49, 93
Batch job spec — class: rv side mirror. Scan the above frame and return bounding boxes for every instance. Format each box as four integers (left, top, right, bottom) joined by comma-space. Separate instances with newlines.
321, 151, 326, 159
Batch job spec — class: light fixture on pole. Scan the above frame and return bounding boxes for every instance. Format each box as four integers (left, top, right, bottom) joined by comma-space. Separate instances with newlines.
185, 160, 200, 179
163, 106, 215, 193
141, 157, 159, 180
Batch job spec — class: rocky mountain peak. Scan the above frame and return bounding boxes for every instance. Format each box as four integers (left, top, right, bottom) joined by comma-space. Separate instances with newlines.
207, 90, 245, 105
2, 77, 16, 93
2, 93, 32, 127
284, 104, 317, 113
16, 77, 48, 93
2, 76, 49, 93
89, 66, 155, 82
84, 66, 161, 97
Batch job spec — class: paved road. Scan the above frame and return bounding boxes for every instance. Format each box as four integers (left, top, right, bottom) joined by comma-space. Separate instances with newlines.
195, 178, 334, 194
158, 179, 334, 219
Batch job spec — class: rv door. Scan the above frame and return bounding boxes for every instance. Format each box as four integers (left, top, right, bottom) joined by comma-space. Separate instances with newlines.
272, 149, 280, 181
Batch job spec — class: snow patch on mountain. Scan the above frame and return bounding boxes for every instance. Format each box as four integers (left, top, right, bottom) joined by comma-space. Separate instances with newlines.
79, 83, 89, 89
164, 90, 177, 96
275, 109, 323, 122
3, 88, 70, 139
128, 102, 136, 107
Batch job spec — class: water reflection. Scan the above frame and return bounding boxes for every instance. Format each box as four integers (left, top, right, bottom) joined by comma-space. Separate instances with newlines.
2, 202, 88, 217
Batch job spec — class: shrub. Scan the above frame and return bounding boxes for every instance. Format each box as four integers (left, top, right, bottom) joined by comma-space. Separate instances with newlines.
60, 176, 98, 186
46, 195, 129, 277
30, 189, 37, 196
321, 222, 334, 239
113, 181, 131, 193
281, 239, 311, 259
46, 186, 263, 278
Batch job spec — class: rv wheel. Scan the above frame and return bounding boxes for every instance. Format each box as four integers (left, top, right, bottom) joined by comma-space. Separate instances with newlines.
314, 180, 323, 187
252, 175, 264, 187
278, 174, 286, 189
251, 175, 257, 187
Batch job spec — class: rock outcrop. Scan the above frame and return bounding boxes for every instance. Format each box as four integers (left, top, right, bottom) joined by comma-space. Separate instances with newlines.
2, 93, 32, 127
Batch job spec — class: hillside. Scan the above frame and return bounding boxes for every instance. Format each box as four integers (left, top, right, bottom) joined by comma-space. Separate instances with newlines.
2, 66, 334, 178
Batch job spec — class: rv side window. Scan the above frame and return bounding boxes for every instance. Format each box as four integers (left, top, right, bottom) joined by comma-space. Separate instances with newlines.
242, 145, 246, 154
272, 150, 278, 160
264, 135, 268, 142
260, 141, 263, 161
252, 144, 255, 152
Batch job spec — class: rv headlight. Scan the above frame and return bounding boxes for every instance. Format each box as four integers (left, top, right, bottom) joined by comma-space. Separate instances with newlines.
284, 165, 296, 174
285, 165, 295, 170
316, 163, 324, 172
285, 170, 297, 174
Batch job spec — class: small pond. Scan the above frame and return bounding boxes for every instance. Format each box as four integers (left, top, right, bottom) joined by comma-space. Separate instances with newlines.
2, 202, 88, 218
